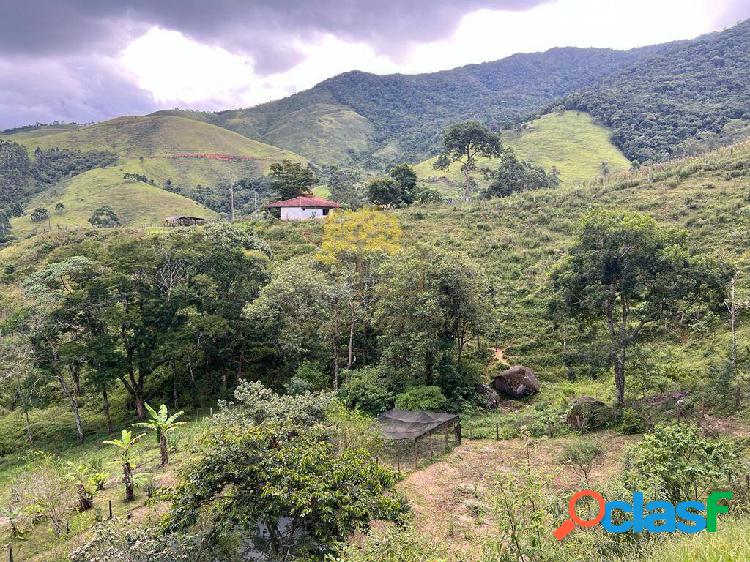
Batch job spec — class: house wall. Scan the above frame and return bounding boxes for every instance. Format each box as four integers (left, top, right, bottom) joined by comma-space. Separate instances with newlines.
280, 207, 326, 221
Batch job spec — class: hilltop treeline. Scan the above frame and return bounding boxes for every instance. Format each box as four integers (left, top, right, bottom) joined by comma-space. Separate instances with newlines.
564, 20, 750, 163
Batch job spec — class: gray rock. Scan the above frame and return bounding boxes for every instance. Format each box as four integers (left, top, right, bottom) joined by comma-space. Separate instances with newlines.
491, 365, 540, 399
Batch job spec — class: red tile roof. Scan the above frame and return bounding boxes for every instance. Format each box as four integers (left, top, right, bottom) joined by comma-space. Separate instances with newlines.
265, 196, 342, 208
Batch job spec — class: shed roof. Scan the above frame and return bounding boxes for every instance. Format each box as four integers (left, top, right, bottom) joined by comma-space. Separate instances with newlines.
265, 196, 342, 209
377, 409, 459, 440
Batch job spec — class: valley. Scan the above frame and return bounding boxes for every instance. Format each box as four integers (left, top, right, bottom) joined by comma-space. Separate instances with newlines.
2, 15, 750, 562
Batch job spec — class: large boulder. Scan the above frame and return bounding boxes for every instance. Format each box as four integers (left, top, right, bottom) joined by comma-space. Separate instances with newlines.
566, 397, 616, 432
491, 365, 540, 399
475, 383, 501, 409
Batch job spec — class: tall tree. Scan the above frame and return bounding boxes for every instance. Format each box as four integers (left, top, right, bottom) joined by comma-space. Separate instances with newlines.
268, 160, 316, 200
552, 210, 730, 407
434, 121, 503, 202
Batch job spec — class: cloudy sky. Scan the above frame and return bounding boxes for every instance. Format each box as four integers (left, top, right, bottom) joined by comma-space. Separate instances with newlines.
1, 0, 749, 130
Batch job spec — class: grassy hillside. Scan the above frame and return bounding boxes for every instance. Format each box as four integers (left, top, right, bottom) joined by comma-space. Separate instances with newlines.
1, 114, 305, 187
162, 47, 655, 166
411, 140, 749, 380
1, 114, 307, 237
2, 115, 299, 161
9, 166, 218, 237
413, 111, 630, 196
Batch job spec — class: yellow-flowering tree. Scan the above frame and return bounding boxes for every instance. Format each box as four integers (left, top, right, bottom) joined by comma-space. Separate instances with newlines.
318, 209, 402, 381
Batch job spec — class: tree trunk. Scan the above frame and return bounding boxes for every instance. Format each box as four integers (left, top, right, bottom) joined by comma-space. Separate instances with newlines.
77, 483, 93, 511
102, 385, 112, 434
159, 432, 169, 466
173, 367, 179, 410
614, 348, 626, 409
59, 372, 84, 443
123, 462, 135, 501
220, 369, 228, 397
71, 362, 82, 397
23, 406, 33, 446
134, 394, 146, 420
347, 317, 355, 370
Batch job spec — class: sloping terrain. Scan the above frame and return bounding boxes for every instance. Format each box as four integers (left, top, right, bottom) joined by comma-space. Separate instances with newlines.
407, 140, 750, 377
10, 166, 217, 238
563, 19, 750, 162
1, 114, 306, 235
413, 110, 630, 196
161, 47, 655, 166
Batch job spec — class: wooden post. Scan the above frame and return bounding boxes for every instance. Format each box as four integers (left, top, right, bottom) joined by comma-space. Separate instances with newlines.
109, 499, 113, 519
444, 425, 449, 452
456, 422, 462, 445
414, 438, 418, 469
9, 545, 13, 562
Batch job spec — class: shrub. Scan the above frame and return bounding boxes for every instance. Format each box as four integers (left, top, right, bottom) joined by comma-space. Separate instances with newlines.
334, 523, 446, 561
294, 360, 329, 391
437, 358, 483, 411
559, 439, 603, 484
30, 207, 49, 222
70, 518, 206, 562
395, 386, 448, 411
338, 367, 394, 415
625, 423, 738, 503
619, 407, 647, 434
88, 205, 121, 227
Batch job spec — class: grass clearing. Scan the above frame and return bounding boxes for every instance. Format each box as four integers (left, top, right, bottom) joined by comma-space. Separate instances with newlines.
413, 111, 631, 197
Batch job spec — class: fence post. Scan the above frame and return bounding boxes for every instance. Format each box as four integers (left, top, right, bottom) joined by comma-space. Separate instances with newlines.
109, 499, 113, 519
414, 438, 418, 469
9, 544, 13, 562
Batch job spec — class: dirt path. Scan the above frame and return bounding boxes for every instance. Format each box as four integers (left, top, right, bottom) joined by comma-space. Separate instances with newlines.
397, 432, 638, 560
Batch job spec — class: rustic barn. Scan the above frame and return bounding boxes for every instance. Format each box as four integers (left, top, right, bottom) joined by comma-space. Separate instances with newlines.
164, 216, 207, 227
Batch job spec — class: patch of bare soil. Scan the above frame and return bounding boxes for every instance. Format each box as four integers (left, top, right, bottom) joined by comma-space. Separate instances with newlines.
397, 432, 637, 560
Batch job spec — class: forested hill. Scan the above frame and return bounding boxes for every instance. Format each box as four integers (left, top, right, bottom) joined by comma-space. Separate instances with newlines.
563, 19, 750, 163
157, 47, 655, 167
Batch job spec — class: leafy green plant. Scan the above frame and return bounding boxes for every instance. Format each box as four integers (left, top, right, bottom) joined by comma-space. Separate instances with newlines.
103, 429, 145, 501
133, 403, 185, 466
559, 439, 603, 485
395, 386, 448, 411
625, 424, 738, 503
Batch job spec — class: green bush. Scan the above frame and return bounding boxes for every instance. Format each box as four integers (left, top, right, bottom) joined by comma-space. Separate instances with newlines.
337, 367, 394, 415
395, 386, 448, 411
294, 361, 329, 391
619, 407, 647, 434
625, 423, 738, 503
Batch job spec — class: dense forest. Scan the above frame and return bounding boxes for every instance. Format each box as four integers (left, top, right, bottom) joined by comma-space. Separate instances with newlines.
563, 20, 750, 163
160, 47, 656, 166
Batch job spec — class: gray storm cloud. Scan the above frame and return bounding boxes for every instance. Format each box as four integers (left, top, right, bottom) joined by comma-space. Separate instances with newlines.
0, 0, 557, 128
2, 0, 750, 129
0, 1, 553, 71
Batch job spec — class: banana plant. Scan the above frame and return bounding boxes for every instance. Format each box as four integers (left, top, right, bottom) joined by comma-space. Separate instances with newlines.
133, 403, 185, 467
103, 429, 144, 501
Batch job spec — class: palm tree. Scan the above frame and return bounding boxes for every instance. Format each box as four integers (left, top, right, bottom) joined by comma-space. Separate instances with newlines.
133, 403, 185, 466
103, 429, 144, 501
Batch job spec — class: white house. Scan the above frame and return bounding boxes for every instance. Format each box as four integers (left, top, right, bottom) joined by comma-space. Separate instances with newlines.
265, 196, 342, 220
